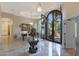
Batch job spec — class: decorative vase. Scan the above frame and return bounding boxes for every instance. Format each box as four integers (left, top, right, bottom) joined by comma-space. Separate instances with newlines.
27, 36, 39, 53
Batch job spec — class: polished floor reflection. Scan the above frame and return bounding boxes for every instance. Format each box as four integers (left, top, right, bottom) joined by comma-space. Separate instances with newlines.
0, 37, 70, 56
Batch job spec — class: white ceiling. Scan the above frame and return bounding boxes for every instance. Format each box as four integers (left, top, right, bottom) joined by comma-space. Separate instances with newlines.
0, 2, 61, 19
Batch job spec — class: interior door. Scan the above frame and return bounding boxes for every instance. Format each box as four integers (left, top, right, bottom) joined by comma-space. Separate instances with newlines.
0, 21, 9, 36
64, 20, 76, 48
0, 19, 12, 49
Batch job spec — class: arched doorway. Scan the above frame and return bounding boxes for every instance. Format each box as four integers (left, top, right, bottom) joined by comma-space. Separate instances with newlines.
47, 10, 62, 44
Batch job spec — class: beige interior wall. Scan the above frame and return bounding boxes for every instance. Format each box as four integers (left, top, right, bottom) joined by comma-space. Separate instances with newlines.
62, 2, 79, 20
1, 12, 35, 39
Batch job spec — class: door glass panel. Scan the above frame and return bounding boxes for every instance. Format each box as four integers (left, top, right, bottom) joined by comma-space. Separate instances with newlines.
47, 13, 53, 40
54, 12, 62, 43
41, 18, 45, 39
37, 15, 46, 39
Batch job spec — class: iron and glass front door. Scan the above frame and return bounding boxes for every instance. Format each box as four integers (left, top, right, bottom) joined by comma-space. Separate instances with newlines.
47, 10, 62, 44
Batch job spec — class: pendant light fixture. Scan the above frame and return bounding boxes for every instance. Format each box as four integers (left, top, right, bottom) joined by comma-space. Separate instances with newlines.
37, 2, 42, 12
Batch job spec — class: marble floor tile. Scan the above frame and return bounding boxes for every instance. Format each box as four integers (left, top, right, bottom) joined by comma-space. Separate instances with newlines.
0, 38, 69, 56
